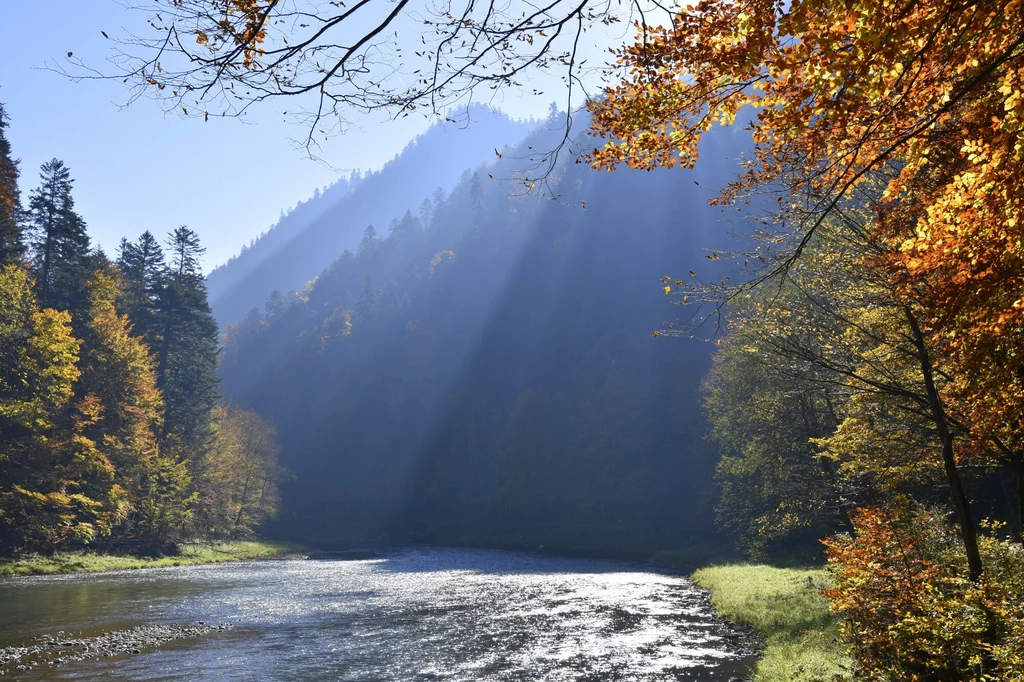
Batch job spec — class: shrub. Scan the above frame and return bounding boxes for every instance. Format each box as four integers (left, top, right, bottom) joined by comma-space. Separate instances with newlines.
823, 506, 1024, 681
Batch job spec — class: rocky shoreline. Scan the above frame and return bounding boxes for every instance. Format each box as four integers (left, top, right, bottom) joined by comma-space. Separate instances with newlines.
0, 622, 232, 675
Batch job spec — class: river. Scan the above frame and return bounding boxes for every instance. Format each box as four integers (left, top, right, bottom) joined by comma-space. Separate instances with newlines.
0, 548, 757, 680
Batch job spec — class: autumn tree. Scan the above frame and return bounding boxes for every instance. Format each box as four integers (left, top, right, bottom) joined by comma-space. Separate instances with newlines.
199, 405, 284, 538
0, 102, 23, 266
80, 0, 652, 166
824, 506, 1024, 680
75, 270, 167, 549
703, 317, 844, 559
0, 265, 85, 554
589, 0, 1024, 581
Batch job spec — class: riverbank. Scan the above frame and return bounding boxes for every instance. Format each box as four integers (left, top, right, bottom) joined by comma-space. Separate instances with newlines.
690, 564, 853, 682
0, 540, 302, 577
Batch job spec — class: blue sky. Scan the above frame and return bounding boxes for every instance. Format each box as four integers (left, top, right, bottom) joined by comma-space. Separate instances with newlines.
0, 2, 589, 271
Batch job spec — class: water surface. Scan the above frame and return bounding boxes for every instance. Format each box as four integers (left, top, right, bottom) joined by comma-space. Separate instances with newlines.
0, 548, 756, 680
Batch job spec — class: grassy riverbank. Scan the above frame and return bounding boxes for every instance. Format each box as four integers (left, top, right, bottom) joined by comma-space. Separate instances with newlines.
0, 540, 302, 577
691, 564, 853, 682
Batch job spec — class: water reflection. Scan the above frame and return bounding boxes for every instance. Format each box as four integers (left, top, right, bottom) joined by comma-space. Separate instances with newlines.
0, 548, 757, 681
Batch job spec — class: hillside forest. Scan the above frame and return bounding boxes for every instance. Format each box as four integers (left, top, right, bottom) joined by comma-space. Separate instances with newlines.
215, 109, 749, 554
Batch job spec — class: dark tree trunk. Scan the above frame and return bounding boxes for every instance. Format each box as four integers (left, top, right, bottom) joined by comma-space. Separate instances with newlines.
1016, 467, 1024, 543
905, 307, 983, 581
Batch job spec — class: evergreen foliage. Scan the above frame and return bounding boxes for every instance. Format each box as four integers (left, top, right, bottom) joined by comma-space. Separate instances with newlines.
116, 230, 165, 341
25, 159, 90, 311
158, 226, 219, 449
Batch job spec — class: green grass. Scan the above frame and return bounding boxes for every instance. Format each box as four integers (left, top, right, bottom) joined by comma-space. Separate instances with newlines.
0, 540, 303, 577
691, 564, 854, 682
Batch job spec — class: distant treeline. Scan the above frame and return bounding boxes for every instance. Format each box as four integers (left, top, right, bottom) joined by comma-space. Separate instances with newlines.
0, 101, 284, 556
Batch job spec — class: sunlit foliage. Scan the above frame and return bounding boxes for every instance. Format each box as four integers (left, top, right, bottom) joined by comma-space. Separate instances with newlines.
201, 405, 284, 538
825, 506, 1024, 681
0, 265, 84, 553
0, 101, 286, 555
590, 0, 1024, 539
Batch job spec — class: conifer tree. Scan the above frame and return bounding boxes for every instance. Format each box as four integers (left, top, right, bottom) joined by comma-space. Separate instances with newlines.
26, 159, 89, 311
358, 224, 378, 255
263, 290, 286, 322
0, 102, 24, 266
117, 230, 165, 340
356, 274, 378, 323
157, 227, 219, 449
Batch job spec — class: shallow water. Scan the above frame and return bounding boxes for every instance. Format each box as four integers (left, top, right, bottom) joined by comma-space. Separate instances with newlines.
0, 547, 757, 680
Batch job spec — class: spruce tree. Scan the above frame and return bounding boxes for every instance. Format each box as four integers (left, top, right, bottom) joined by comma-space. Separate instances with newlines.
26, 159, 90, 310
157, 227, 219, 448
358, 224, 378, 255
117, 230, 165, 340
356, 274, 379, 323
0, 102, 24, 266
263, 290, 286, 321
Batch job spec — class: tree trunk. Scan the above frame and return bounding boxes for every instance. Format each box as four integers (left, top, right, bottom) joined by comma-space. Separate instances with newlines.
41, 217, 53, 304
905, 307, 983, 581
1016, 467, 1024, 543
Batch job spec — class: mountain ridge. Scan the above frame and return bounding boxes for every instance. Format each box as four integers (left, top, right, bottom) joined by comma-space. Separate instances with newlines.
207, 107, 538, 325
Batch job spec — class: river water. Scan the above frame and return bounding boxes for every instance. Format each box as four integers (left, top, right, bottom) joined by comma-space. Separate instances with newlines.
0, 548, 757, 681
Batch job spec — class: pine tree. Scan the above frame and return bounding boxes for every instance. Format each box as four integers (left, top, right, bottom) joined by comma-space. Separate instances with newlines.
165, 225, 204, 289
117, 230, 165, 340
358, 224, 378, 255
263, 290, 286, 322
157, 227, 219, 449
389, 209, 419, 237
26, 159, 90, 310
356, 274, 379, 323
0, 102, 24, 266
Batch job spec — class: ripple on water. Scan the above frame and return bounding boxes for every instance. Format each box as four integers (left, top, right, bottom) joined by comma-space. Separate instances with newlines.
0, 548, 758, 681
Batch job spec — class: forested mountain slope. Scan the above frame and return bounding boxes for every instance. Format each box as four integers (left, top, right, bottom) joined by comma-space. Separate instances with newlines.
218, 114, 752, 552
206, 108, 535, 325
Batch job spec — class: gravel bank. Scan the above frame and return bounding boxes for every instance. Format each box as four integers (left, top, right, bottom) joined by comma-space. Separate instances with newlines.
0, 622, 232, 675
